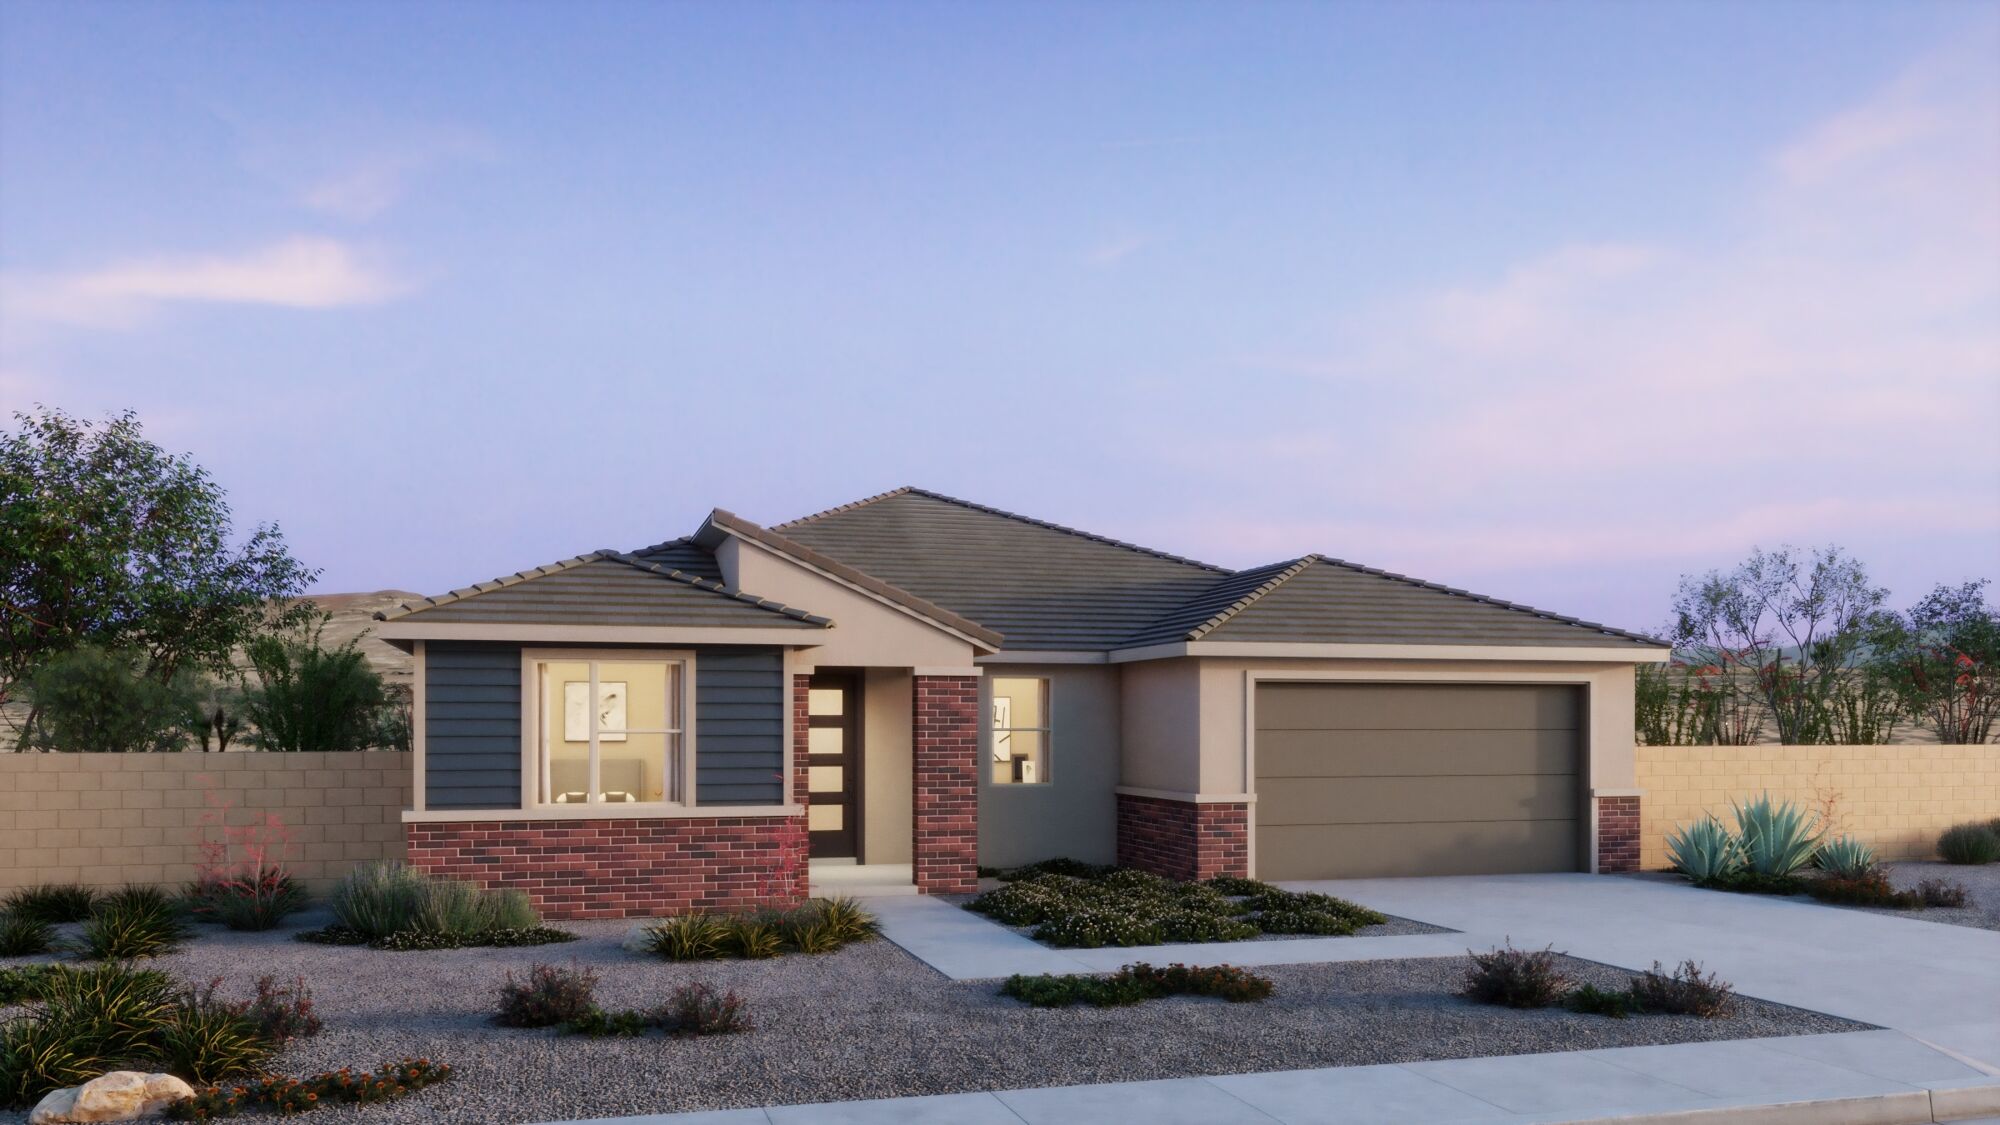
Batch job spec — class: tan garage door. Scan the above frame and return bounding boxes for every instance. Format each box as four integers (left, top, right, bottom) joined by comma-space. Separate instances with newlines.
1254, 683, 1583, 880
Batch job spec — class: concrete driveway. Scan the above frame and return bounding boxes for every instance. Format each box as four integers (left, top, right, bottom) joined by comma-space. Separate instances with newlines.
1290, 872, 2000, 1073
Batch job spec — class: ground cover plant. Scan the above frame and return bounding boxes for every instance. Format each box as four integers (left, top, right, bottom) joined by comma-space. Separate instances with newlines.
999, 962, 1275, 1008
492, 963, 752, 1038
0, 964, 72, 1005
294, 861, 576, 950
164, 1058, 453, 1121
1460, 943, 1736, 1019
77, 886, 192, 960
966, 862, 1385, 948
638, 897, 878, 962
2, 884, 97, 925
0, 914, 54, 957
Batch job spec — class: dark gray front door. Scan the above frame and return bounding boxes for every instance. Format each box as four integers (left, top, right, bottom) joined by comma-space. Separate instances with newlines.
807, 672, 861, 859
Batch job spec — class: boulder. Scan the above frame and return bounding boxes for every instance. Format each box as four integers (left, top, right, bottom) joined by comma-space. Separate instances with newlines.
29, 1071, 195, 1124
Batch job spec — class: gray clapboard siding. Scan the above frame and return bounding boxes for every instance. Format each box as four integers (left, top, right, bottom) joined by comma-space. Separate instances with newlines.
424, 643, 522, 809
420, 643, 786, 810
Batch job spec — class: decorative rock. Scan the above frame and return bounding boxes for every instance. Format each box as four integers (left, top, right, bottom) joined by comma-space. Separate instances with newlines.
29, 1071, 195, 1124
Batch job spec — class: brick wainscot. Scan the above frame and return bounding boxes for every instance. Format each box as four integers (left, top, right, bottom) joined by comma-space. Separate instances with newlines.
1596, 794, 1641, 874
1116, 793, 1249, 881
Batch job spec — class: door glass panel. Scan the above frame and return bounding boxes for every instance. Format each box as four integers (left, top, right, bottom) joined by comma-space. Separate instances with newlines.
808, 688, 845, 716
808, 727, 845, 756
809, 765, 844, 793
808, 804, 844, 831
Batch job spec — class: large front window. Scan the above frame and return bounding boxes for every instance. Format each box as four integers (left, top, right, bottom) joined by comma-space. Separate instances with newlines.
531, 655, 688, 806
990, 676, 1050, 785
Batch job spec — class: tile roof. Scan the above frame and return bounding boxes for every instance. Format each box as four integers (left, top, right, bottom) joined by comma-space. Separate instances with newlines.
772, 488, 1230, 650
1142, 554, 1663, 649
375, 544, 832, 629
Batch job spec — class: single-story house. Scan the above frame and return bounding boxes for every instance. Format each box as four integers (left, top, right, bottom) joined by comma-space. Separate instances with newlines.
377, 488, 1668, 918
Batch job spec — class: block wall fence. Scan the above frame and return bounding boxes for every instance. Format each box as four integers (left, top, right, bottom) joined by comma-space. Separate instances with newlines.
0, 751, 410, 895
1636, 743, 1999, 869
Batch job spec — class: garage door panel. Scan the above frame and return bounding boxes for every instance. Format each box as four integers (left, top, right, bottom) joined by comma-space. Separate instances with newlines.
1259, 775, 1577, 827
1257, 729, 1576, 778
1256, 683, 1580, 732
1258, 822, 1580, 881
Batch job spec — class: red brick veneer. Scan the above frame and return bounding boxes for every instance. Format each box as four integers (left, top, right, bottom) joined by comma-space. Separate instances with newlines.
406, 813, 808, 920
1116, 793, 1249, 881
913, 675, 979, 893
1596, 795, 1641, 873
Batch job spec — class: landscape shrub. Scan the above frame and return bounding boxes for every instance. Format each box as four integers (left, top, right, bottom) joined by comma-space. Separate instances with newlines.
1807, 873, 1920, 909
999, 962, 1274, 1008
238, 975, 323, 1042
1813, 835, 1877, 879
241, 623, 389, 753
1731, 796, 1821, 877
78, 890, 191, 959
157, 988, 276, 1085
0, 1018, 112, 1109
1462, 943, 1571, 1009
658, 982, 753, 1036
187, 865, 305, 932
1698, 870, 1809, 897
0, 915, 54, 957
1629, 960, 1735, 1018
642, 899, 879, 961
0, 963, 178, 1106
164, 1059, 453, 1121
998, 857, 1110, 882
1, 884, 97, 925
1937, 822, 2000, 865
494, 963, 600, 1028
1917, 878, 1969, 908
1566, 984, 1639, 1018
968, 862, 1384, 948
562, 1007, 654, 1037
0, 964, 72, 1005
320, 861, 562, 948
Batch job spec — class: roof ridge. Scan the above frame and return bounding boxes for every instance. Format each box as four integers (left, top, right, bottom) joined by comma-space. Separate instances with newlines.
599, 551, 833, 627
374, 551, 612, 621
829, 486, 1231, 573
1183, 555, 1319, 641
626, 535, 698, 556
769, 488, 914, 531
1311, 555, 1667, 646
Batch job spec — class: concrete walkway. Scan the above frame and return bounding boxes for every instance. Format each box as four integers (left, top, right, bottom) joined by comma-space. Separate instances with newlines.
554, 1030, 2000, 1123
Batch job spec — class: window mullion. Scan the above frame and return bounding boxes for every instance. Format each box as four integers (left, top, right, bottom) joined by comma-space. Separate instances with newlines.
588, 662, 601, 803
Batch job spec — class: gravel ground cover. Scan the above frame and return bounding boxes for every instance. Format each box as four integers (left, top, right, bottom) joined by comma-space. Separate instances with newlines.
1855, 861, 2000, 931
0, 909, 1864, 1125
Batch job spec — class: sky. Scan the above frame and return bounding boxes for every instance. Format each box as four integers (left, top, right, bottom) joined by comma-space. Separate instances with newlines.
3, 1, 1996, 635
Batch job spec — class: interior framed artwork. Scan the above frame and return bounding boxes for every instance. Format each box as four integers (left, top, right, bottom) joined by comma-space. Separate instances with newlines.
991, 695, 1011, 762
563, 680, 628, 742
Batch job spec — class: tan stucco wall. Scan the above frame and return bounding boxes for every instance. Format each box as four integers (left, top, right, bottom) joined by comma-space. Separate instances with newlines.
1118, 658, 1204, 793
1182, 658, 1641, 797
1637, 744, 2000, 868
981, 664, 1121, 867
0, 751, 411, 895
861, 668, 914, 863
718, 538, 978, 669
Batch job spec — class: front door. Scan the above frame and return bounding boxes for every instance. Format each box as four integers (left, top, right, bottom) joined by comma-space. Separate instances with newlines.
806, 672, 861, 859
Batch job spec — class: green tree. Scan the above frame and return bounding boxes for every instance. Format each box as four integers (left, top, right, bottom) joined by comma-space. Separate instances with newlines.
0, 407, 317, 734
21, 645, 198, 753
1670, 545, 1895, 744
1870, 581, 1999, 744
243, 617, 388, 752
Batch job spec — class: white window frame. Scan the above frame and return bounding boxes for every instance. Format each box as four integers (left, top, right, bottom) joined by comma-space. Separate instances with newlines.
988, 675, 1052, 786
519, 648, 697, 811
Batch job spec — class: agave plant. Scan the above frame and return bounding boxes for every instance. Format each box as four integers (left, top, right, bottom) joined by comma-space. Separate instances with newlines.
1814, 835, 1877, 879
1732, 795, 1821, 876
1665, 816, 1741, 883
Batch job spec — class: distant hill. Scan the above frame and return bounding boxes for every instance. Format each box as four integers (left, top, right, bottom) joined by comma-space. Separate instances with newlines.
304, 591, 418, 685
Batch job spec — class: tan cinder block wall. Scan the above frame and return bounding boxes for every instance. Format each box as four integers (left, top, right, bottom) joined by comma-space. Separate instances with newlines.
1637, 744, 2000, 868
0, 751, 411, 895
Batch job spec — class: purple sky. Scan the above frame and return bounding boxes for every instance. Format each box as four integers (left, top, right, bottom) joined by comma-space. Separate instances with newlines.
3, 2, 1996, 635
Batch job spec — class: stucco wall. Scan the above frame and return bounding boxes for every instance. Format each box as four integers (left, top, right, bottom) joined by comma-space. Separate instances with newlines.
719, 538, 977, 668
1637, 744, 2000, 868
861, 667, 914, 863
1117, 657, 1203, 793
0, 751, 411, 894
981, 664, 1121, 868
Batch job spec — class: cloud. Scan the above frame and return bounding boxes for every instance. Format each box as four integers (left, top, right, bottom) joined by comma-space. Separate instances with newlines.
1180, 35, 2000, 583
3, 237, 411, 328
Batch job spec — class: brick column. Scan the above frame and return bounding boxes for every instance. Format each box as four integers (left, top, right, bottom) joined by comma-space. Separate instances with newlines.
787, 673, 812, 900
1116, 794, 1249, 880
1596, 795, 1641, 873
912, 675, 979, 893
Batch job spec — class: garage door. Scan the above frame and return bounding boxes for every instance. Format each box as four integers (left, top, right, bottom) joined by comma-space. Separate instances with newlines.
1254, 683, 1582, 880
